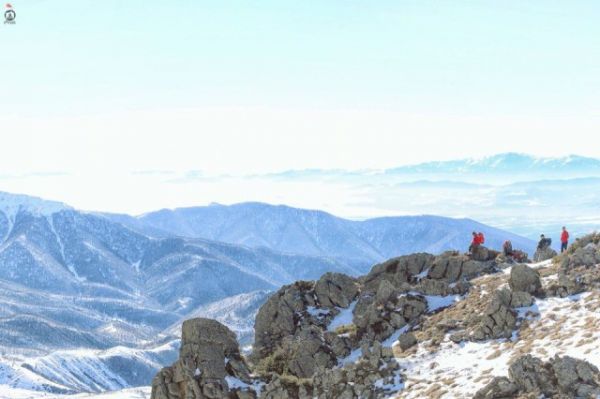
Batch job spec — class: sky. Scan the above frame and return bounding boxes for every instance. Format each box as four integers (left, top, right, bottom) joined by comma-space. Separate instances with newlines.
0, 0, 599, 214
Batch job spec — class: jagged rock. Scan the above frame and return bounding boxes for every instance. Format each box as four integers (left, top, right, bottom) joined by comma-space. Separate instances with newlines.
545, 265, 600, 298
314, 272, 359, 308
561, 245, 600, 269
150, 249, 508, 399
352, 291, 426, 344
312, 341, 401, 399
475, 355, 600, 399
471, 289, 517, 340
261, 376, 313, 399
461, 259, 496, 280
253, 281, 315, 360
509, 264, 542, 296
509, 290, 534, 308
509, 354, 556, 395
398, 332, 417, 351
471, 245, 499, 262
473, 376, 519, 399
285, 325, 337, 378
551, 355, 600, 395
151, 318, 255, 399
375, 279, 396, 304
362, 253, 436, 292
533, 246, 557, 262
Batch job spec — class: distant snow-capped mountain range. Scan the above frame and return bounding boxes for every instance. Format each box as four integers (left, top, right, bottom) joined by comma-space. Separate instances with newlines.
235, 153, 600, 240
256, 153, 600, 181
0, 190, 537, 396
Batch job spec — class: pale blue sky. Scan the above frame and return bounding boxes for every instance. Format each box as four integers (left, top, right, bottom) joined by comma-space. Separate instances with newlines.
4, 0, 599, 116
0, 0, 598, 213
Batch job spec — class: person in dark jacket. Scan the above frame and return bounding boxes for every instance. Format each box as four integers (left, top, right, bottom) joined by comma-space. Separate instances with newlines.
537, 234, 551, 250
503, 240, 513, 257
560, 226, 570, 253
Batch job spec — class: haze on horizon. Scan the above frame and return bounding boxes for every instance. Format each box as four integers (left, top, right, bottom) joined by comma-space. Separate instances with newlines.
0, 0, 598, 215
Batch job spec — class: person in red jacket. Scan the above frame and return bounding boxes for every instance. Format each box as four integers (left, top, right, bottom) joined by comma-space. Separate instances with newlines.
478, 232, 485, 245
469, 231, 482, 253
560, 226, 569, 253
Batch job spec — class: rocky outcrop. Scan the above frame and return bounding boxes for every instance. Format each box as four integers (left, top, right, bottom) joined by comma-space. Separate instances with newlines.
314, 272, 359, 308
475, 354, 600, 399
470, 288, 517, 340
362, 251, 495, 297
312, 342, 401, 398
352, 282, 427, 343
509, 264, 542, 296
540, 234, 600, 298
533, 246, 557, 262
151, 250, 502, 399
471, 245, 500, 262
560, 241, 600, 269
151, 318, 256, 399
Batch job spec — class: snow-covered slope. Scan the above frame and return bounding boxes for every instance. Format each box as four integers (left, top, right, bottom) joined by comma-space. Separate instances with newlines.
0, 191, 538, 398
0, 192, 368, 395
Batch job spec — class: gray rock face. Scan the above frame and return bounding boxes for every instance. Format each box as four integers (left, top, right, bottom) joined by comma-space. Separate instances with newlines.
473, 376, 518, 399
312, 341, 400, 399
150, 250, 502, 399
475, 355, 600, 399
561, 243, 600, 269
509, 264, 542, 296
546, 263, 600, 298
314, 272, 359, 308
398, 332, 417, 351
151, 318, 255, 399
508, 290, 534, 308
471, 246, 500, 262
471, 289, 517, 340
253, 281, 317, 360
353, 289, 426, 344
509, 354, 555, 394
533, 246, 558, 262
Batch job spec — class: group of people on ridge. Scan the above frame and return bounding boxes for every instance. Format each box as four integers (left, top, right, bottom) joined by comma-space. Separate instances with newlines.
469, 226, 570, 259
538, 226, 570, 253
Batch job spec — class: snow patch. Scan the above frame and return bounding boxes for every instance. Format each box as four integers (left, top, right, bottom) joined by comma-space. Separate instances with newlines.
327, 300, 357, 332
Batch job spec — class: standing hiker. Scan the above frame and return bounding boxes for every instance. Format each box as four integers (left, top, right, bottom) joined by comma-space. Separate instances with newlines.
560, 226, 570, 253
503, 240, 513, 257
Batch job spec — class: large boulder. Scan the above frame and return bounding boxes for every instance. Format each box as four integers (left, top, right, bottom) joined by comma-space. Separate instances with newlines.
561, 244, 600, 269
151, 318, 255, 399
533, 246, 557, 262
362, 253, 436, 292
509, 354, 555, 395
471, 246, 499, 262
509, 264, 542, 296
476, 355, 600, 399
253, 281, 316, 360
471, 289, 517, 340
473, 376, 518, 399
546, 265, 600, 298
314, 272, 359, 308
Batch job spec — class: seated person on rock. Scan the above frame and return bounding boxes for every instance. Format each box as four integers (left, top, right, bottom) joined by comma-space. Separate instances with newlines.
537, 234, 551, 250
469, 231, 482, 253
